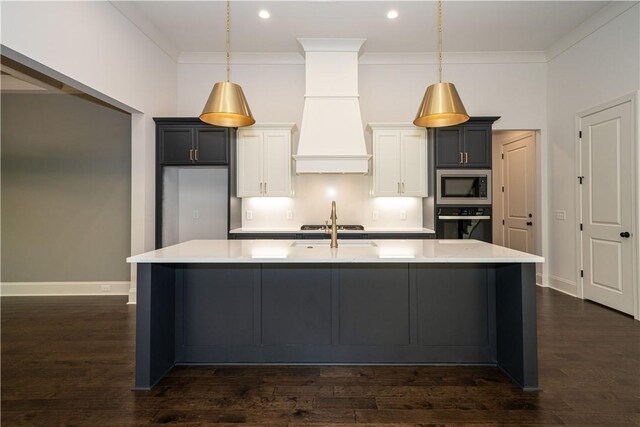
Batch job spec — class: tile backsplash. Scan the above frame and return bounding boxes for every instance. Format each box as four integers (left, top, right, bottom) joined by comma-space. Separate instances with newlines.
241, 175, 424, 229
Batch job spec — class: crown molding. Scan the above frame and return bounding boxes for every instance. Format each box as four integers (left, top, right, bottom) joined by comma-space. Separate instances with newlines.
178, 51, 547, 65
546, 1, 638, 61
359, 51, 547, 65
297, 38, 366, 53
178, 52, 305, 65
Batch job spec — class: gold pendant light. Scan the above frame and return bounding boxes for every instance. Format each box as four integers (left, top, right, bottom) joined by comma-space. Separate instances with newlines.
413, 0, 469, 128
200, 0, 255, 127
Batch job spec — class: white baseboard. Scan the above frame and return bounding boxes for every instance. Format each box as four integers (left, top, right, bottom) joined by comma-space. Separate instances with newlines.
127, 287, 137, 304
0, 281, 130, 297
548, 275, 578, 296
535, 273, 547, 287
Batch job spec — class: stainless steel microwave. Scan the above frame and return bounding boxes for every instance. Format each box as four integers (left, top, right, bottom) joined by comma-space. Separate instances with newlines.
436, 169, 492, 205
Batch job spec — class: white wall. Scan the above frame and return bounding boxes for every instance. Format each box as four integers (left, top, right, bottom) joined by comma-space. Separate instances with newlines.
178, 60, 546, 129
241, 176, 424, 229
359, 62, 547, 130
178, 58, 547, 227
546, 3, 640, 295
1, 1, 178, 301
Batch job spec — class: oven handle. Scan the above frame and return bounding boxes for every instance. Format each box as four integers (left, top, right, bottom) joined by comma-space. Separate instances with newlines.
438, 216, 491, 220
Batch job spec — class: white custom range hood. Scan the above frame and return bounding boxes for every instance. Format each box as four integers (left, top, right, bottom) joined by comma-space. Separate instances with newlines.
293, 38, 371, 174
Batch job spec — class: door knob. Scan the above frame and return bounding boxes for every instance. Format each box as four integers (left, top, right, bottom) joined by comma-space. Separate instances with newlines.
620, 231, 630, 238
526, 221, 533, 226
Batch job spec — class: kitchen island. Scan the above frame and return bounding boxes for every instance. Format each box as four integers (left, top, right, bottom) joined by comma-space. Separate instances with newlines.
127, 239, 543, 391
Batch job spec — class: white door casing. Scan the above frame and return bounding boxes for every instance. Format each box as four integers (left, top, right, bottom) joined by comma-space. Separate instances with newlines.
579, 99, 635, 315
502, 134, 536, 253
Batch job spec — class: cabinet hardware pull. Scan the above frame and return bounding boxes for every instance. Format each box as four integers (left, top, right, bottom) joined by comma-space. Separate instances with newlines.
459, 152, 463, 163
194, 149, 199, 161
397, 182, 401, 194
264, 182, 267, 194
402, 182, 405, 193
189, 148, 193, 161
260, 182, 263, 194
464, 152, 468, 164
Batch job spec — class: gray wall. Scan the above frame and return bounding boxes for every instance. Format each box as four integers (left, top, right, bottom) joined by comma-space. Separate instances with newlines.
1, 94, 131, 282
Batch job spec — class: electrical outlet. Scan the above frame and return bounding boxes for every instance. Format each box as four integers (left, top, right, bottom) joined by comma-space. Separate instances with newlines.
246, 210, 253, 220
101, 285, 111, 292
555, 210, 566, 220
400, 211, 407, 221
192, 210, 199, 219
372, 211, 379, 221
286, 210, 294, 220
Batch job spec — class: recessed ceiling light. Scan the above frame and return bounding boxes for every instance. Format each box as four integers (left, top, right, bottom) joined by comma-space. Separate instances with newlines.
258, 10, 270, 19
386, 10, 399, 19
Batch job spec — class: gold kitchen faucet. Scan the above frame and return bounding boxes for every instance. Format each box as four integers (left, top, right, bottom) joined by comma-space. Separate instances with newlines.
325, 201, 338, 248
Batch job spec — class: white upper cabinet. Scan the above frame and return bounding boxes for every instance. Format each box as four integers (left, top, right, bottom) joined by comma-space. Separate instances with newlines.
237, 124, 295, 197
237, 131, 263, 197
368, 124, 427, 197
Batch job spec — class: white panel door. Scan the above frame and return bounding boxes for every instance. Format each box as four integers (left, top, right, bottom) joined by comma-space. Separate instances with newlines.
502, 134, 535, 253
580, 100, 634, 315
263, 131, 291, 197
373, 131, 401, 197
237, 131, 263, 197
400, 130, 426, 197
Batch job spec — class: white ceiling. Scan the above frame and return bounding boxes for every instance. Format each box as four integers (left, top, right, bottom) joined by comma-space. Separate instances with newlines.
118, 1, 611, 55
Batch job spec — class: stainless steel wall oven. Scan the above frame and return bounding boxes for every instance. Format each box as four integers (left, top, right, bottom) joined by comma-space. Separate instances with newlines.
436, 206, 492, 243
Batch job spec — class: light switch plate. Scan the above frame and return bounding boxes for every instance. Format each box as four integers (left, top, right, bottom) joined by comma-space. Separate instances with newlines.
400, 211, 407, 221
555, 210, 566, 220
372, 211, 379, 221
286, 210, 294, 220
246, 210, 253, 220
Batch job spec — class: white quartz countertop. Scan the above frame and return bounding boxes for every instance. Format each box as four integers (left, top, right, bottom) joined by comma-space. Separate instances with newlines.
127, 239, 544, 264
229, 227, 436, 234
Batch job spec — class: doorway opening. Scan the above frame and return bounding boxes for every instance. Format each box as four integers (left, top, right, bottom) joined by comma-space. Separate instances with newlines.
1, 55, 132, 296
492, 130, 544, 284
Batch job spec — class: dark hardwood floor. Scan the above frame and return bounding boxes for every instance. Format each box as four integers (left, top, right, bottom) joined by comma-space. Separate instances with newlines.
2, 288, 639, 426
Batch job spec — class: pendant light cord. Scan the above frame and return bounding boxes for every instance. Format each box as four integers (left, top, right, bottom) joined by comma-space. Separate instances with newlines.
438, 0, 442, 83
226, 0, 231, 82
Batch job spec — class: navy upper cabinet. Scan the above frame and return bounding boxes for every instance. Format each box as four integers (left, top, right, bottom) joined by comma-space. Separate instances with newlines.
463, 127, 491, 168
434, 117, 499, 169
157, 119, 229, 165
435, 128, 465, 168
159, 127, 193, 164
195, 128, 228, 164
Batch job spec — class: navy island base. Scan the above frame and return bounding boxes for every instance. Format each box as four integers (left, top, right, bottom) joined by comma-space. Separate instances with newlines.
134, 262, 538, 391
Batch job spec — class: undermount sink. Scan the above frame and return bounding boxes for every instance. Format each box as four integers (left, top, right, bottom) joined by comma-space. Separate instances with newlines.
290, 240, 377, 248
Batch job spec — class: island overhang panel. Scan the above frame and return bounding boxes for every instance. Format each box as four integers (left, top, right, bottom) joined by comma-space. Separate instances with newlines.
129, 240, 543, 391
